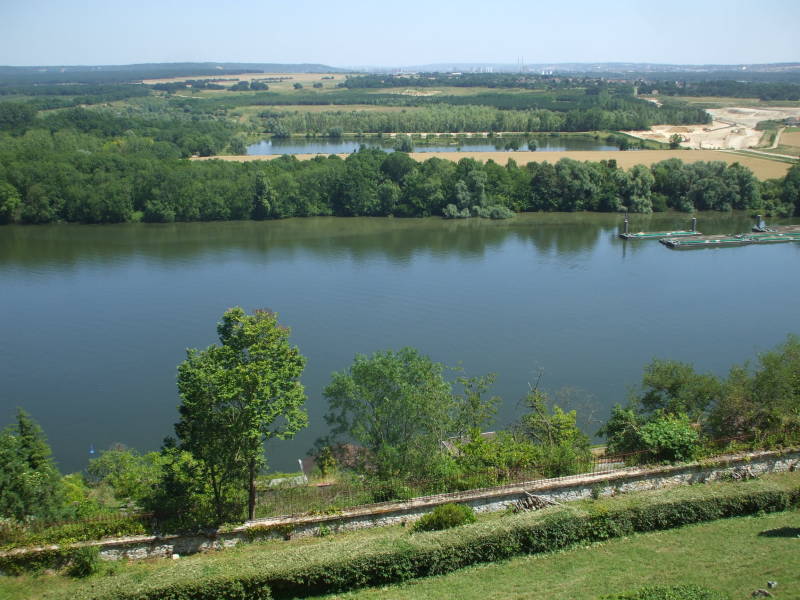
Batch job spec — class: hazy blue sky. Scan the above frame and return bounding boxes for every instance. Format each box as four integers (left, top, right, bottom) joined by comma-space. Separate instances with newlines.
1, 0, 798, 67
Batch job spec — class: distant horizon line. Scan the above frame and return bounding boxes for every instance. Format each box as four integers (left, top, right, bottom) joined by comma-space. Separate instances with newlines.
2, 60, 799, 70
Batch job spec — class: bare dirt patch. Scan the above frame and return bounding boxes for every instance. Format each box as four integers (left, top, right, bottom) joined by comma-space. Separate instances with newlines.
623, 106, 800, 150
396, 89, 441, 96
780, 130, 800, 150
194, 149, 792, 180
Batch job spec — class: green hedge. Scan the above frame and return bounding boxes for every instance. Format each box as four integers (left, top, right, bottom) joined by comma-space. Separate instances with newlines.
0, 546, 92, 576
603, 584, 729, 600
0, 516, 148, 550
114, 575, 273, 600
413, 503, 476, 532
84, 483, 799, 600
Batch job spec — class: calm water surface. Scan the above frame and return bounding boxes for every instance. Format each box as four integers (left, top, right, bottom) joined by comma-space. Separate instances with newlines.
1, 213, 799, 473
247, 136, 619, 155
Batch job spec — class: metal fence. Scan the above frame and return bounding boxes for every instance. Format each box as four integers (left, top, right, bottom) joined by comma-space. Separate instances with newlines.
1, 434, 756, 544
254, 435, 754, 519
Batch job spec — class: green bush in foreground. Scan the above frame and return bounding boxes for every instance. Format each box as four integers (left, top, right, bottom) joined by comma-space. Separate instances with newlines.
65, 546, 100, 578
603, 584, 729, 600
413, 503, 476, 532
0, 515, 148, 550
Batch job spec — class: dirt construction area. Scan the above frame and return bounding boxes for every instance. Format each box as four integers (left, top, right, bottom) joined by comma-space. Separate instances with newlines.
624, 106, 800, 150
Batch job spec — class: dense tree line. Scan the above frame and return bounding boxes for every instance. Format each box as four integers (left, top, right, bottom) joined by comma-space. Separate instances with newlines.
1, 110, 798, 224
0, 64, 259, 85
0, 103, 795, 226
343, 73, 630, 91
636, 79, 800, 101
166, 88, 708, 128
1, 131, 797, 225
259, 99, 708, 136
0, 83, 152, 110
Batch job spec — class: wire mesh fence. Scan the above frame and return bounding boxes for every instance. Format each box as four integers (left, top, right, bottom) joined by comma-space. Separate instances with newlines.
254, 435, 755, 519
2, 434, 758, 545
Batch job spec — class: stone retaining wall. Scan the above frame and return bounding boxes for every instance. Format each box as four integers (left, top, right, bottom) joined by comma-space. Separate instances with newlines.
4, 448, 798, 562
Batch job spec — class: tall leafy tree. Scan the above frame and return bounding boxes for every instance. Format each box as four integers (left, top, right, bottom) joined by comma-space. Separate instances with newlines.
175, 308, 308, 521
323, 348, 454, 477
0, 409, 65, 521
322, 348, 499, 478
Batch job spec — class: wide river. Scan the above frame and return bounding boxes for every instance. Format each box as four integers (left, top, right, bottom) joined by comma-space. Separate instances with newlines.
2, 213, 799, 474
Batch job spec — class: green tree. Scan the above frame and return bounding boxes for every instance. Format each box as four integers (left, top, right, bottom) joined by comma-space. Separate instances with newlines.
143, 446, 217, 530
600, 407, 700, 463
782, 163, 800, 214
518, 389, 591, 477
87, 444, 162, 504
0, 410, 65, 521
175, 307, 308, 521
323, 348, 456, 477
709, 334, 800, 443
519, 389, 589, 449
0, 102, 37, 132
668, 133, 683, 149
638, 359, 723, 421
0, 180, 21, 224
252, 172, 277, 220
453, 373, 500, 436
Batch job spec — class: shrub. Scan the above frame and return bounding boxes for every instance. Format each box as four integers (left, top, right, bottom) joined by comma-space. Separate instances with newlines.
603, 584, 730, 599
413, 503, 476, 532
638, 415, 701, 463
0, 515, 148, 550
602, 410, 700, 464
369, 480, 414, 504
66, 546, 101, 578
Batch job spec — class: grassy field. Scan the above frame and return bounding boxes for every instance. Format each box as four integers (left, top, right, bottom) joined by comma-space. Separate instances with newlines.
227, 103, 421, 123
369, 86, 551, 97
196, 149, 795, 180
1, 472, 797, 600
662, 95, 800, 109
325, 509, 800, 600
144, 72, 350, 93
772, 129, 800, 156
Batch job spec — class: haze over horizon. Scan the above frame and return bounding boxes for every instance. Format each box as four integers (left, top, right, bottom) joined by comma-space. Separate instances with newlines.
1, 0, 798, 69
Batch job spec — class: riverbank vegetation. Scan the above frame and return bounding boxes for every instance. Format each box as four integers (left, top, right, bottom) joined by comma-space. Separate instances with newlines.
1, 123, 798, 223
2, 324, 798, 547
3, 68, 800, 225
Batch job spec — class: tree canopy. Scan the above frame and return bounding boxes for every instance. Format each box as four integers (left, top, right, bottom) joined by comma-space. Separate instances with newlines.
0, 409, 65, 521
322, 348, 498, 478
175, 307, 308, 521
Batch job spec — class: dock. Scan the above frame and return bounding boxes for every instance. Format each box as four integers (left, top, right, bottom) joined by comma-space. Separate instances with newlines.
661, 232, 800, 249
619, 216, 700, 240
620, 230, 699, 240
660, 234, 753, 249
661, 215, 800, 249
752, 224, 800, 234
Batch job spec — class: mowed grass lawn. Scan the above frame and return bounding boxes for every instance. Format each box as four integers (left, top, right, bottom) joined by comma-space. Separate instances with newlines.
326, 510, 800, 600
